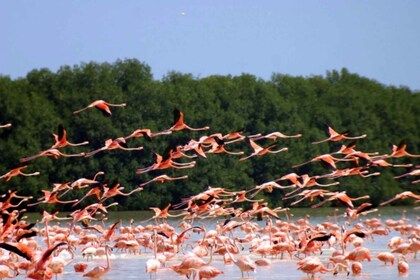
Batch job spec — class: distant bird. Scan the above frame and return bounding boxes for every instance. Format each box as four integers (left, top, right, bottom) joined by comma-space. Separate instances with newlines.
292, 153, 352, 170
380, 191, 420, 206
0, 165, 40, 181
0, 123, 12, 129
82, 245, 112, 278
85, 137, 143, 157
312, 125, 366, 144
250, 131, 302, 141
50, 124, 89, 149
124, 128, 172, 141
386, 140, 420, 158
310, 191, 370, 209
20, 148, 85, 162
240, 139, 288, 161
139, 174, 188, 187
168, 109, 210, 131
73, 99, 126, 116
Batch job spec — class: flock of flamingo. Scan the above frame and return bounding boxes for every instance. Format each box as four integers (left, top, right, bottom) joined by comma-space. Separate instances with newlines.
0, 99, 419, 279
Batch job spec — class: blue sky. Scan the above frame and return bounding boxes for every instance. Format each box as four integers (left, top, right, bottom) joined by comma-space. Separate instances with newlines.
1, 1, 420, 90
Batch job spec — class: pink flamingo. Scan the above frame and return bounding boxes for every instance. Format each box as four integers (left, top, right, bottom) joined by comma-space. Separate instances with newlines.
73, 99, 126, 116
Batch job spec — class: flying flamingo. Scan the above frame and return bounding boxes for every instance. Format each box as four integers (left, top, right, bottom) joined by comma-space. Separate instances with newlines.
205, 136, 244, 156
125, 128, 172, 141
310, 191, 370, 208
85, 137, 143, 157
73, 99, 126, 116
139, 174, 189, 187
240, 139, 288, 161
26, 242, 68, 280
0, 123, 12, 129
168, 109, 210, 132
292, 153, 352, 170
380, 191, 420, 206
249, 131, 302, 141
394, 168, 420, 180
386, 140, 420, 158
50, 124, 89, 149
99, 179, 143, 202
20, 148, 85, 163
82, 245, 112, 278
188, 266, 224, 280
27, 190, 78, 207
312, 125, 367, 144
136, 151, 196, 174
0, 165, 40, 181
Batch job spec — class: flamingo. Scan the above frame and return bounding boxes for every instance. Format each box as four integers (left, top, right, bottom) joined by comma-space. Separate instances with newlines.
394, 168, 420, 180
82, 245, 112, 278
73, 262, 88, 273
250, 131, 302, 140
20, 148, 85, 163
27, 242, 67, 280
124, 128, 172, 141
73, 99, 126, 116
292, 153, 352, 170
0, 165, 40, 182
312, 125, 367, 144
351, 261, 363, 275
27, 190, 78, 207
205, 136, 244, 156
397, 256, 409, 274
168, 109, 210, 131
240, 139, 288, 161
220, 238, 257, 278
376, 252, 395, 265
0, 123, 12, 129
145, 230, 161, 279
85, 137, 143, 157
136, 151, 196, 174
50, 124, 89, 149
139, 174, 188, 187
380, 191, 420, 206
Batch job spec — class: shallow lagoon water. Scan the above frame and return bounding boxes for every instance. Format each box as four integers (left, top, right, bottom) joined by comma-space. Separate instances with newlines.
24, 207, 419, 279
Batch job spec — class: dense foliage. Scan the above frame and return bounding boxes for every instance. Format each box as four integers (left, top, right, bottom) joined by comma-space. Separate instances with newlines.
0, 59, 419, 211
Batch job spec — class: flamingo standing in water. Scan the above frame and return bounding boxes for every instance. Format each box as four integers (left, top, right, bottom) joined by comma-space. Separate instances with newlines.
250, 131, 302, 140
145, 230, 161, 279
312, 125, 367, 144
168, 109, 210, 132
386, 140, 420, 158
82, 245, 112, 278
73, 99, 126, 116
0, 165, 40, 181
50, 124, 89, 149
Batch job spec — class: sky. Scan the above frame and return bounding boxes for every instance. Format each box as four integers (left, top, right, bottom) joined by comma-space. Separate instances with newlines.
1, 1, 420, 90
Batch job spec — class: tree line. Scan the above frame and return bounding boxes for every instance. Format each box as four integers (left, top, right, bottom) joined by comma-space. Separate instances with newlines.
0, 59, 419, 211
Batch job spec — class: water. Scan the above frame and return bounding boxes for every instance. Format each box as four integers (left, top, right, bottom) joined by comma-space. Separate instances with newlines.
20, 207, 420, 279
